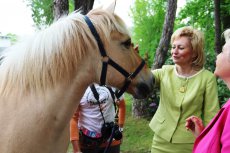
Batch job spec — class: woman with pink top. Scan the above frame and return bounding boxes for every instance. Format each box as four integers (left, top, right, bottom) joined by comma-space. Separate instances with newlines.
185, 29, 230, 153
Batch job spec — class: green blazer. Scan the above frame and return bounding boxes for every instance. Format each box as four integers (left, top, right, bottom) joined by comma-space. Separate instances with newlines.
149, 65, 220, 143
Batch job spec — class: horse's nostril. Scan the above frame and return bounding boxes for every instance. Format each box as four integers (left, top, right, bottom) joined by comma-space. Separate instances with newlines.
138, 83, 150, 92
135, 83, 151, 99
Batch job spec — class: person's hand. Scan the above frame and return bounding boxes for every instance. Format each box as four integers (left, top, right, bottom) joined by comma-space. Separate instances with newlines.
185, 116, 205, 138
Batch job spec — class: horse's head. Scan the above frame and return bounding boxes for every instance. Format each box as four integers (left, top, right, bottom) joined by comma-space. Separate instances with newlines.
86, 6, 154, 99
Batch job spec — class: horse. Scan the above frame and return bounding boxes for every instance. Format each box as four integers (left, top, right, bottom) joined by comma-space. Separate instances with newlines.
0, 5, 154, 153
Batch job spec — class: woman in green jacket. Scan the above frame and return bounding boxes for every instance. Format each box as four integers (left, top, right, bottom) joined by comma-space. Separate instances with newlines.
149, 26, 220, 153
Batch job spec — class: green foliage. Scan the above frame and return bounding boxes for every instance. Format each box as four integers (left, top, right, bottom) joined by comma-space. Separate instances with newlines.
217, 79, 230, 107
6, 33, 18, 44
25, 0, 54, 29
25, 0, 75, 29
221, 0, 230, 17
130, 0, 166, 67
176, 0, 215, 55
69, 0, 75, 12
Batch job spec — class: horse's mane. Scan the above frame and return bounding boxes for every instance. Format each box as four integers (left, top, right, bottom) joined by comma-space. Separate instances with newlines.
0, 9, 129, 96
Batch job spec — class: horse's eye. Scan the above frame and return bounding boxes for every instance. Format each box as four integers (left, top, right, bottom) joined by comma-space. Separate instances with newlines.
122, 39, 131, 49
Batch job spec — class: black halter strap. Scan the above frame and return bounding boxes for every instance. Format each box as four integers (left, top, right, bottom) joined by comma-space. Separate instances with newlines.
84, 16, 145, 98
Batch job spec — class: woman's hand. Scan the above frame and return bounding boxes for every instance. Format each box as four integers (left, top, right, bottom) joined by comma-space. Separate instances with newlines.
185, 116, 205, 138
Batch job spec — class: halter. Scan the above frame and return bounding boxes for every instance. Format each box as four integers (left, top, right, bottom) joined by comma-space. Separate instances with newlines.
84, 16, 145, 98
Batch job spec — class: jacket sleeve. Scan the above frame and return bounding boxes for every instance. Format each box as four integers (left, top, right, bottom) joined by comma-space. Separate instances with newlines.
152, 69, 160, 87
118, 98, 126, 126
70, 108, 80, 141
203, 75, 220, 126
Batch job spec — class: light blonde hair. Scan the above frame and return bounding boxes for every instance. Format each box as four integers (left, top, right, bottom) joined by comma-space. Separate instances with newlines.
223, 29, 230, 60
224, 29, 230, 43
171, 26, 205, 70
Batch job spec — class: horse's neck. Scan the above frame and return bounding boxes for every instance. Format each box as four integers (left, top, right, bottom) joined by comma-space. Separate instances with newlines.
0, 74, 90, 153
40, 78, 90, 127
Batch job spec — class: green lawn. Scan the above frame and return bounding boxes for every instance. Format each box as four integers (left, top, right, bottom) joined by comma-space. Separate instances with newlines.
120, 94, 153, 153
67, 94, 153, 153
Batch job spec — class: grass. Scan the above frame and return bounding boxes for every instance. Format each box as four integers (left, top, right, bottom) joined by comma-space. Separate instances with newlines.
120, 94, 153, 153
67, 94, 153, 153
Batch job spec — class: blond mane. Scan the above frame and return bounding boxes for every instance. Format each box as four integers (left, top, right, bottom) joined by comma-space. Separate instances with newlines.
0, 9, 129, 96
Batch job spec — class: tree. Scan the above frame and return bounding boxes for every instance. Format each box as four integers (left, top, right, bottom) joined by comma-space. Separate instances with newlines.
131, 0, 166, 67
152, 0, 177, 69
53, 0, 69, 20
131, 0, 165, 118
74, 0, 94, 15
131, 0, 177, 119
214, 0, 221, 55
27, 0, 95, 29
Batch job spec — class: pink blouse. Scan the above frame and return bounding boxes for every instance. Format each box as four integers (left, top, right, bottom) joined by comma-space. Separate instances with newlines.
193, 99, 230, 153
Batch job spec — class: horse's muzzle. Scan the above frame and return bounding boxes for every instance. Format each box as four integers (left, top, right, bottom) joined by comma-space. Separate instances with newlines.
133, 75, 155, 99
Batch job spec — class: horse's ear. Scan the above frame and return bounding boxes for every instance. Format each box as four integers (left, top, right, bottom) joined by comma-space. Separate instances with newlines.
104, 0, 116, 13
134, 44, 139, 54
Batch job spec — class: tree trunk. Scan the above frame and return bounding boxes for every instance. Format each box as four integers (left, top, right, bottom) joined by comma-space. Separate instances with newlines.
132, 98, 150, 119
74, 0, 95, 14
53, 0, 69, 20
132, 0, 177, 119
214, 0, 221, 54
152, 0, 177, 69
132, 89, 159, 120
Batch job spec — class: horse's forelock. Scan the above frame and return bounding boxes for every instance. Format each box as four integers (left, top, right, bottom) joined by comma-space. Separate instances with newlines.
87, 9, 130, 43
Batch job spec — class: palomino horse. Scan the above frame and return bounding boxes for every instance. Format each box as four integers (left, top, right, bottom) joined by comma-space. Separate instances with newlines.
0, 6, 154, 153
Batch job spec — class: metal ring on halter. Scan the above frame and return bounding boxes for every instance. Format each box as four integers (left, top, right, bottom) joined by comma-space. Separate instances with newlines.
127, 72, 134, 79
101, 56, 109, 62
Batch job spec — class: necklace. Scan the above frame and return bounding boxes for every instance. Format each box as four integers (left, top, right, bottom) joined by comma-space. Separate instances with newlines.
179, 78, 188, 93
179, 86, 186, 93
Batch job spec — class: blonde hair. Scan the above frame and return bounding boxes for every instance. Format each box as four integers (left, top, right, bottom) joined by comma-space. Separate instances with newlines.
171, 26, 205, 70
224, 29, 230, 43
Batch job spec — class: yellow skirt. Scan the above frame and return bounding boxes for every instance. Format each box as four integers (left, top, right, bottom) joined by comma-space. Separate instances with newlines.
151, 134, 193, 153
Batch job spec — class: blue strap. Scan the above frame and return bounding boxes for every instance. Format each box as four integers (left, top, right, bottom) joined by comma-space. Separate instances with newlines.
84, 16, 107, 57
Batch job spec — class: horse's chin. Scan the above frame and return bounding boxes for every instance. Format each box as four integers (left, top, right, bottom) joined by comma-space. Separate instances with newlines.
130, 82, 154, 99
